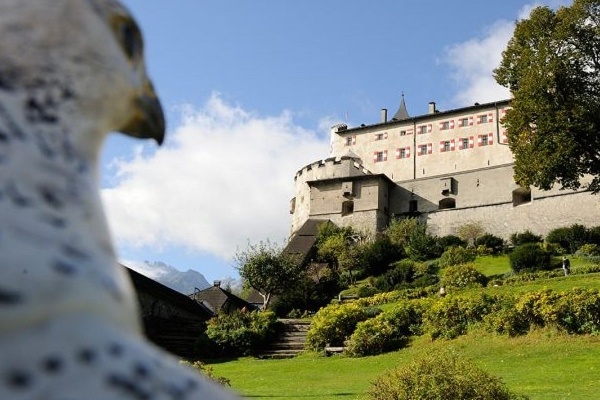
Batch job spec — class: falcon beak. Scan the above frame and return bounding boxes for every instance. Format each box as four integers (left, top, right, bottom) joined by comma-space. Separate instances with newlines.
120, 79, 165, 145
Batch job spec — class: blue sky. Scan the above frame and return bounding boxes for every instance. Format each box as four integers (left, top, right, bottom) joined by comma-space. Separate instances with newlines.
102, 0, 569, 282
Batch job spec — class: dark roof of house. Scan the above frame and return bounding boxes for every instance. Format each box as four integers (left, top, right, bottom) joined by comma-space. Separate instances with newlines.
124, 265, 213, 318
191, 284, 255, 316
284, 218, 332, 266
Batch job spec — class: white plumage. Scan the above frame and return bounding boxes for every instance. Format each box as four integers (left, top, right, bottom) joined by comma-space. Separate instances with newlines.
0, 1, 238, 398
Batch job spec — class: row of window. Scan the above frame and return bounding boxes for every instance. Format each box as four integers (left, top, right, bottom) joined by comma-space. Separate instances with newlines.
372, 134, 496, 162
344, 114, 500, 146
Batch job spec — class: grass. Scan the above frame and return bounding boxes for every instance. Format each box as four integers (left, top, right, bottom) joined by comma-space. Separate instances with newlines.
206, 256, 600, 399
209, 329, 600, 399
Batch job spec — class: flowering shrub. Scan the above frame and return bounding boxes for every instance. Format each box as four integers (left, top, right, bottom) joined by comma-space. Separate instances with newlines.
346, 301, 425, 356
441, 263, 488, 288
305, 302, 372, 351
369, 349, 528, 400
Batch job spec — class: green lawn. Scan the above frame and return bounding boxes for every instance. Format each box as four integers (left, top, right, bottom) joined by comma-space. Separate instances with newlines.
209, 330, 600, 399
207, 259, 600, 399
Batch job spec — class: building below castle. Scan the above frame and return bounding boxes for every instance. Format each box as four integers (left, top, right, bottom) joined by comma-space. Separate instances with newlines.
289, 96, 600, 245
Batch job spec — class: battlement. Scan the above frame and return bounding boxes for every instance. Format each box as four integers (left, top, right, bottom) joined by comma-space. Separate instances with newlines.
294, 155, 372, 182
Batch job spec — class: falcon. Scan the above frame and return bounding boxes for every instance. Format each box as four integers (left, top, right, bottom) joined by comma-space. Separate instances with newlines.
0, 0, 238, 398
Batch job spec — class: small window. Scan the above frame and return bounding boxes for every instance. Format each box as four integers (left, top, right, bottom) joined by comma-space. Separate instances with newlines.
481, 135, 489, 146
345, 137, 353, 146
462, 138, 469, 150
400, 130, 406, 136
479, 114, 488, 123
419, 145, 428, 155
441, 121, 450, 130
512, 187, 531, 206
399, 148, 406, 159
409, 200, 418, 212
459, 117, 469, 127
375, 151, 385, 162
375, 133, 384, 141
439, 198, 456, 210
443, 141, 451, 152
418, 125, 428, 135
342, 200, 354, 216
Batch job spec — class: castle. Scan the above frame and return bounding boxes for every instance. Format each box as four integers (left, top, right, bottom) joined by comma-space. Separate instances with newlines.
289, 96, 600, 244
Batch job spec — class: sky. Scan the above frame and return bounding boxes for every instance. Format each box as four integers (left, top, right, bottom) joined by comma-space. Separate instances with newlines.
102, 0, 570, 282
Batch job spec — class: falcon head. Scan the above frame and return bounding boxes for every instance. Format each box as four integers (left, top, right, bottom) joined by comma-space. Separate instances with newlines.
0, 0, 165, 153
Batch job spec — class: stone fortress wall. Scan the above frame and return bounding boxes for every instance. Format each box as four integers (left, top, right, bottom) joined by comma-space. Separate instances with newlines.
289, 98, 600, 240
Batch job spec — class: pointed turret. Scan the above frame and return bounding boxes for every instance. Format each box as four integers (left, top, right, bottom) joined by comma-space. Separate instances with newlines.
392, 93, 410, 121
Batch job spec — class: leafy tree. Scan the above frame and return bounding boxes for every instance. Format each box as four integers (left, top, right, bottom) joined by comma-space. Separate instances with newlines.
235, 240, 304, 310
457, 222, 485, 247
404, 223, 442, 261
317, 232, 364, 285
494, 0, 600, 191
385, 217, 419, 250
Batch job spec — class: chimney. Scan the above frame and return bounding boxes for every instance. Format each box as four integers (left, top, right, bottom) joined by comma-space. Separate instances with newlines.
213, 280, 221, 288
381, 108, 388, 123
428, 102, 436, 114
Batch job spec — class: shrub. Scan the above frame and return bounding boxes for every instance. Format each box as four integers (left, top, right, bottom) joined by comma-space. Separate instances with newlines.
545, 227, 571, 253
510, 230, 543, 246
509, 243, 552, 272
423, 294, 498, 340
404, 223, 443, 261
437, 234, 467, 250
180, 360, 231, 386
575, 243, 600, 263
203, 311, 280, 357
369, 349, 528, 400
373, 260, 415, 292
546, 224, 592, 254
441, 263, 488, 289
305, 303, 371, 351
438, 246, 477, 268
361, 235, 402, 276
346, 302, 424, 356
553, 288, 600, 334
475, 233, 505, 254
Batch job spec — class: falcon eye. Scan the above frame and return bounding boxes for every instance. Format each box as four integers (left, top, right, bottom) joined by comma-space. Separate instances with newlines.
116, 19, 143, 61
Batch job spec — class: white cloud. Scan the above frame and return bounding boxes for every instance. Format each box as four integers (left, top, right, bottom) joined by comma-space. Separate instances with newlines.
102, 93, 329, 260
443, 1, 571, 107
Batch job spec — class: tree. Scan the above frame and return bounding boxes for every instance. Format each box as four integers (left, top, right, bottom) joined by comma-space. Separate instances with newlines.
235, 241, 304, 310
317, 232, 364, 285
456, 222, 484, 247
494, 0, 600, 191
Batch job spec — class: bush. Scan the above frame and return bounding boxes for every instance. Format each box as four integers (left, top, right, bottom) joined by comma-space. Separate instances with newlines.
423, 294, 498, 340
373, 260, 415, 292
369, 349, 528, 400
361, 235, 402, 276
575, 243, 600, 263
475, 233, 505, 254
437, 235, 467, 250
441, 263, 488, 289
305, 303, 371, 351
180, 360, 231, 386
510, 230, 543, 246
546, 224, 592, 254
203, 311, 280, 357
346, 302, 424, 356
438, 246, 477, 268
509, 243, 552, 272
404, 223, 443, 261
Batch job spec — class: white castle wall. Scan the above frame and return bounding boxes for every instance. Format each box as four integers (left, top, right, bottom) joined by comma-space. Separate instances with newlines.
425, 190, 600, 239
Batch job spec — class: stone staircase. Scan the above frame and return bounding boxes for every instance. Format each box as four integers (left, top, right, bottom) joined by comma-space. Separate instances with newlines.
259, 319, 310, 359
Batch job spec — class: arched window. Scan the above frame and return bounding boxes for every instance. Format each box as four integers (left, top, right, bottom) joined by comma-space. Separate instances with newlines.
512, 187, 531, 206
438, 198, 456, 210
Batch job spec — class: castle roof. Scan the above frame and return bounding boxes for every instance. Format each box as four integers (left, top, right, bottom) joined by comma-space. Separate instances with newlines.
391, 94, 410, 121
